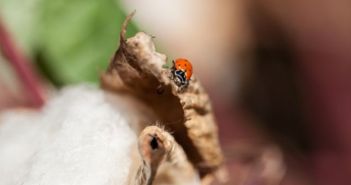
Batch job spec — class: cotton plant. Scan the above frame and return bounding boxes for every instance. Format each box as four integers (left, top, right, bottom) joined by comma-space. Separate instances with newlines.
0, 13, 224, 185
0, 0, 138, 84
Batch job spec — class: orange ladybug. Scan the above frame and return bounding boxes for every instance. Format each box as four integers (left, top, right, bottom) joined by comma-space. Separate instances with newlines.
170, 58, 193, 90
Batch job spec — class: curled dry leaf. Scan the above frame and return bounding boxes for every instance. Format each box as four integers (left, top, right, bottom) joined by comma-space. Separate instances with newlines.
101, 12, 224, 180
128, 126, 197, 185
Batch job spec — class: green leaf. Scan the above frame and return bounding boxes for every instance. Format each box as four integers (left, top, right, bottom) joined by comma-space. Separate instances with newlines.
0, 0, 138, 85
36, 0, 138, 85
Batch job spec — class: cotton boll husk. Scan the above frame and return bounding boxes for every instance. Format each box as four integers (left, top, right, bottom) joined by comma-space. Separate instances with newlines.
0, 85, 137, 185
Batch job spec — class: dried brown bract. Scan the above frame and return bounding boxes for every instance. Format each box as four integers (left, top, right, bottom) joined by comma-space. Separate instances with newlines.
101, 12, 224, 183
129, 126, 197, 185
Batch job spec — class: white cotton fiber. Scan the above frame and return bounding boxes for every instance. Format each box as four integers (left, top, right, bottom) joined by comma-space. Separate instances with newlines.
0, 85, 137, 185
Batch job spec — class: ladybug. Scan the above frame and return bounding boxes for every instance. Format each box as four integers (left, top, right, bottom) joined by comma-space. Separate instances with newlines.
170, 58, 193, 90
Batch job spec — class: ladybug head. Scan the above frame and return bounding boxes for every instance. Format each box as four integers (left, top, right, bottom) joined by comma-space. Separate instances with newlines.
174, 70, 187, 86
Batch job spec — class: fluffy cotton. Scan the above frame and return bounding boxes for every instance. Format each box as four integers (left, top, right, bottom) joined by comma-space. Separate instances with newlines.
0, 85, 137, 185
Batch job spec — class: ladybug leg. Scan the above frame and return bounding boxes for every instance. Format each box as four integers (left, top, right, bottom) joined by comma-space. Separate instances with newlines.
177, 81, 189, 93
169, 70, 175, 80
184, 80, 189, 87
168, 62, 176, 80
177, 86, 185, 93
176, 83, 185, 92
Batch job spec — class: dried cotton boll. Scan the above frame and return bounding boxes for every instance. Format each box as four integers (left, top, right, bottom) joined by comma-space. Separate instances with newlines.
0, 85, 137, 185
0, 12, 224, 185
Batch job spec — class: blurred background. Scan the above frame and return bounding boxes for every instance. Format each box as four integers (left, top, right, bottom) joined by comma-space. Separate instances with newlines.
0, 0, 350, 184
